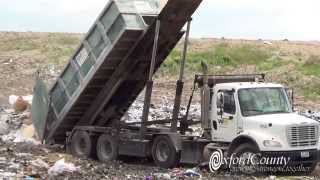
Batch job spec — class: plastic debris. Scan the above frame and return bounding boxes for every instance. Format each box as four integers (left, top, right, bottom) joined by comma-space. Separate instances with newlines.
124, 97, 201, 123
184, 168, 202, 178
268, 175, 276, 180
263, 41, 273, 45
9, 95, 33, 113
0, 114, 9, 135
31, 158, 49, 169
48, 159, 80, 176
24, 176, 35, 180
0, 172, 16, 178
153, 173, 171, 180
300, 110, 320, 121
1, 126, 40, 145
9, 95, 33, 105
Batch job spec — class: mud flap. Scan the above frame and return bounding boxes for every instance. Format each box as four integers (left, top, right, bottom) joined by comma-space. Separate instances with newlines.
31, 76, 49, 141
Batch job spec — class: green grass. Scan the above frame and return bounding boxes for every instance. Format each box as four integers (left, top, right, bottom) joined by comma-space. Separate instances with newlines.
301, 81, 320, 99
299, 55, 320, 77
0, 36, 40, 52
1, 32, 319, 102
0, 33, 81, 66
160, 43, 277, 74
158, 42, 320, 102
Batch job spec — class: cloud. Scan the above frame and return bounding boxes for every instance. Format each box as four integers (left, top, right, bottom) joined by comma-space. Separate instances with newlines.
192, 0, 320, 40
0, 0, 109, 32
0, 0, 319, 40
56, 0, 108, 16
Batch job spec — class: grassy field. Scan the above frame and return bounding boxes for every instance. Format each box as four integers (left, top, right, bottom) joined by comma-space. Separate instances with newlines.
159, 39, 320, 102
0, 32, 319, 107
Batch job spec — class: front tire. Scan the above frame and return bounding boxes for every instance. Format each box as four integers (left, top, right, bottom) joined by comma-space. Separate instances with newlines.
231, 143, 259, 175
152, 135, 180, 168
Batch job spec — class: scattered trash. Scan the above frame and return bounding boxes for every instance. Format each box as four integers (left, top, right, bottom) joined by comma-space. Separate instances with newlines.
0, 156, 7, 163
24, 176, 35, 180
12, 96, 30, 112
263, 41, 273, 45
184, 168, 202, 178
16, 153, 33, 158
0, 114, 9, 135
0, 172, 17, 178
9, 95, 33, 105
1, 125, 40, 145
48, 159, 80, 176
31, 158, 49, 169
145, 175, 153, 180
153, 173, 171, 179
9, 95, 33, 113
0, 95, 317, 179
124, 98, 201, 123
21, 124, 38, 140
268, 175, 277, 180
300, 110, 320, 121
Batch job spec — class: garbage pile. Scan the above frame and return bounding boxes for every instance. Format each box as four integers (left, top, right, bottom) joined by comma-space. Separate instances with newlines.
300, 110, 320, 121
0, 94, 209, 179
0, 94, 318, 179
0, 94, 206, 179
123, 97, 203, 136
123, 96, 201, 123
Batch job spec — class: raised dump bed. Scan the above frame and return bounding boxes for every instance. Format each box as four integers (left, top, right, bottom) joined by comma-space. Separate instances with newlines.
32, 0, 202, 144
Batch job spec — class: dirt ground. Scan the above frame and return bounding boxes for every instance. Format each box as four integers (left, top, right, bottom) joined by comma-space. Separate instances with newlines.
0, 32, 319, 110
0, 32, 320, 179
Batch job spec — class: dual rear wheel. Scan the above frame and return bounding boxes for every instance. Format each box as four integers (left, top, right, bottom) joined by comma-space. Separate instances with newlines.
152, 135, 180, 168
70, 131, 117, 161
70, 132, 179, 168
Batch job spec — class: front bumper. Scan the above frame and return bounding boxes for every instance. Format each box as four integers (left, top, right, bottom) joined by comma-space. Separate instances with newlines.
261, 149, 319, 166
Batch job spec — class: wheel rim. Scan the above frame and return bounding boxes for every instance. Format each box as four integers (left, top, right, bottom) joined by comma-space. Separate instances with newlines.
79, 138, 87, 152
238, 151, 258, 174
74, 134, 90, 156
101, 140, 112, 158
156, 140, 170, 162
97, 136, 114, 161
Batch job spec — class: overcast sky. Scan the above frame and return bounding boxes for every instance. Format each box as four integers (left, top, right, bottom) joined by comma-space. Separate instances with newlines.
0, 0, 320, 40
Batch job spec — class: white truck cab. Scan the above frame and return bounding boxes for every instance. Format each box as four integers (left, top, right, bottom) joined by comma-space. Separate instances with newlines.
211, 82, 319, 151
194, 74, 320, 172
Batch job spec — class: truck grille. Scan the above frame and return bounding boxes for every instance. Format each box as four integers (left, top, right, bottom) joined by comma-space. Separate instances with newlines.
288, 125, 318, 147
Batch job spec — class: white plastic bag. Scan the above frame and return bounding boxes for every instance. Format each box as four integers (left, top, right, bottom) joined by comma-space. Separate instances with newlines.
48, 159, 80, 176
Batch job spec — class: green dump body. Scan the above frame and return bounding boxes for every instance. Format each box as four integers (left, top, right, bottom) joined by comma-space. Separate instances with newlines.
32, 0, 202, 144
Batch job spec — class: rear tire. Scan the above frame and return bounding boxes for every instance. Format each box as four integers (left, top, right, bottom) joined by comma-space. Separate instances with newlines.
96, 134, 118, 162
70, 131, 94, 158
152, 135, 180, 168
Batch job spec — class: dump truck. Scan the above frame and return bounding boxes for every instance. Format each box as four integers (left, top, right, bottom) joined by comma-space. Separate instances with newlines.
32, 0, 319, 173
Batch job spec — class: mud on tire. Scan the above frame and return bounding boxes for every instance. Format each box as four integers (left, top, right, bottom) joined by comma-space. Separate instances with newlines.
152, 135, 180, 168
70, 131, 95, 158
96, 134, 118, 162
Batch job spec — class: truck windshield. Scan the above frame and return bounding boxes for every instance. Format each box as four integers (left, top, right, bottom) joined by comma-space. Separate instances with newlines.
238, 88, 291, 117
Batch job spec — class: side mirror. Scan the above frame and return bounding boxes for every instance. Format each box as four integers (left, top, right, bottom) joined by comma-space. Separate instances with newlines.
217, 92, 224, 108
217, 92, 224, 116
285, 88, 294, 111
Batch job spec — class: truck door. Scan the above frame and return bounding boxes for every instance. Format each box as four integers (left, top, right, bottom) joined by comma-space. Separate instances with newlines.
211, 89, 237, 142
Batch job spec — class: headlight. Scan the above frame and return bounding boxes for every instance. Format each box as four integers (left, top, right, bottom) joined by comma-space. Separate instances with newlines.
263, 140, 282, 148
